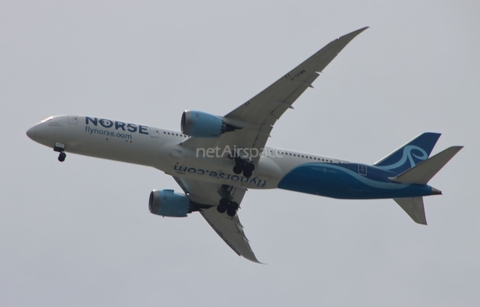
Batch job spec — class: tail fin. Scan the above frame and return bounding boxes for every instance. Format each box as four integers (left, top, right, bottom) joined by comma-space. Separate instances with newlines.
394, 197, 427, 225
390, 146, 463, 185
374, 132, 441, 174
391, 146, 463, 225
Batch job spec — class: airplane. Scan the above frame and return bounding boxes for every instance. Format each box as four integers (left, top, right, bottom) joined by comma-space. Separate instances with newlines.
26, 27, 462, 263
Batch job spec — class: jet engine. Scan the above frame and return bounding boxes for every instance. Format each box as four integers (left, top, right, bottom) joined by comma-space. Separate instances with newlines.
149, 189, 190, 217
181, 110, 236, 138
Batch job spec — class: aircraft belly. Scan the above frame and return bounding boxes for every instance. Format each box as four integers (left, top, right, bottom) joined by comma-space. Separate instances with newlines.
168, 161, 276, 189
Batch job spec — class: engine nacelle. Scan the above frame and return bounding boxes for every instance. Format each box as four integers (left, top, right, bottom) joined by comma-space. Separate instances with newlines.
181, 110, 235, 138
149, 189, 190, 217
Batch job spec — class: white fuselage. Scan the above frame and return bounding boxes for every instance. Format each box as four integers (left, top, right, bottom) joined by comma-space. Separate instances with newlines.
27, 115, 346, 190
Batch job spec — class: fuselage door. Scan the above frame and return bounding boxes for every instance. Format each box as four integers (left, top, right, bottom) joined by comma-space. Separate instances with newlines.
150, 127, 159, 138
358, 164, 367, 176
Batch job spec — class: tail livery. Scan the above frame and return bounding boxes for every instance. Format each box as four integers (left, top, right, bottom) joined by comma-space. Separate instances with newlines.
376, 134, 463, 225
374, 132, 441, 174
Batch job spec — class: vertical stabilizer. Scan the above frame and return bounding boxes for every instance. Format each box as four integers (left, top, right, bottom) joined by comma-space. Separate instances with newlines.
375, 133, 441, 174
394, 197, 427, 225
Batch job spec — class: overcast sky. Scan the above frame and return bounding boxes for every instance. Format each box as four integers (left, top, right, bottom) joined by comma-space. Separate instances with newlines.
2, 1, 479, 306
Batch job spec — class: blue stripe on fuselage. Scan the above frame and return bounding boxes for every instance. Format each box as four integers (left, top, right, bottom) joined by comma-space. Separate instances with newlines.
277, 163, 433, 199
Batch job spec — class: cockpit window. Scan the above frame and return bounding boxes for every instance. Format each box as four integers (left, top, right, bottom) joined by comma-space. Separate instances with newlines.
41, 116, 54, 122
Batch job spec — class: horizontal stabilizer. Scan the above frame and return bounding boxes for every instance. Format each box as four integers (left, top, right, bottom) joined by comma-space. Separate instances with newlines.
394, 197, 427, 225
390, 146, 463, 185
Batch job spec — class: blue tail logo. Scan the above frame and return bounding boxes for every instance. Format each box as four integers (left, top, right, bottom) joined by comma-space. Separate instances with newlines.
374, 133, 441, 174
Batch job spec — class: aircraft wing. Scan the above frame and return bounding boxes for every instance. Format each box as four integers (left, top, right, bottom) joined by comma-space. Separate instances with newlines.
173, 177, 261, 263
181, 27, 368, 162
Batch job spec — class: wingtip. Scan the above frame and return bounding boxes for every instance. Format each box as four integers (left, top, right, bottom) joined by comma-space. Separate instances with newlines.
248, 258, 266, 265
354, 26, 369, 35
242, 254, 264, 264
352, 26, 369, 33
338, 26, 369, 41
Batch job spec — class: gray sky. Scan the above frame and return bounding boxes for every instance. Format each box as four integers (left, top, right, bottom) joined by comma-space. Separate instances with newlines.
2, 1, 479, 306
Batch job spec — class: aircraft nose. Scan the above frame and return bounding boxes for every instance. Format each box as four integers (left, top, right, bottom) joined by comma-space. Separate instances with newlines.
26, 126, 36, 140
